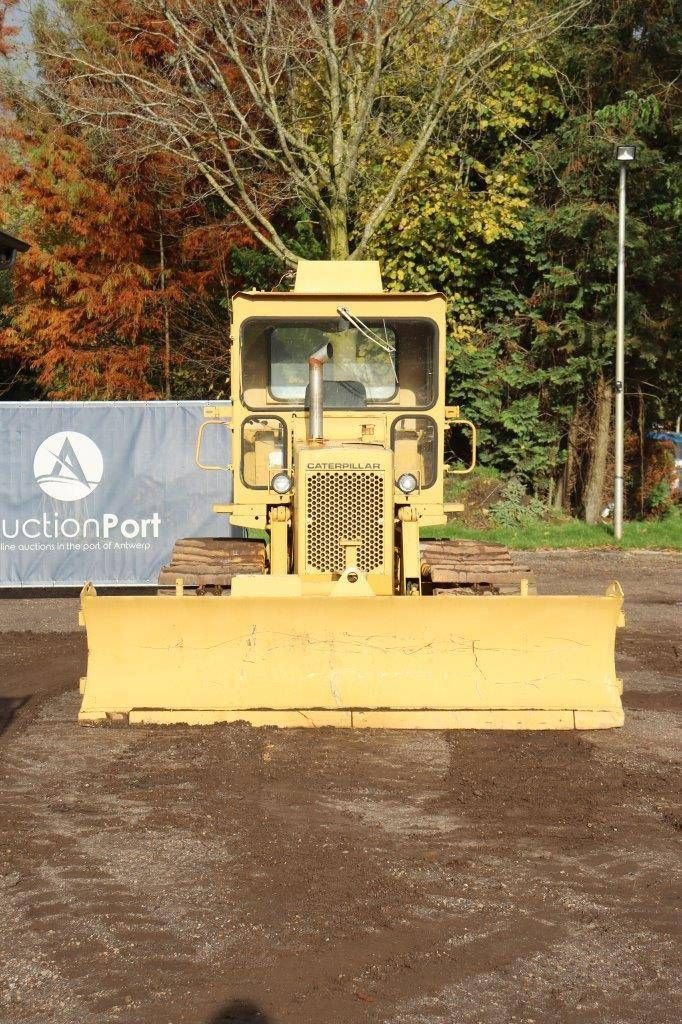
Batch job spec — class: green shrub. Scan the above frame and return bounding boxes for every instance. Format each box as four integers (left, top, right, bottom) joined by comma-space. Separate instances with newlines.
647, 479, 674, 518
489, 476, 548, 528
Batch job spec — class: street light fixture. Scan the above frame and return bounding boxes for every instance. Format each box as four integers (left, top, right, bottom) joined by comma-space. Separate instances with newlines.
613, 145, 636, 541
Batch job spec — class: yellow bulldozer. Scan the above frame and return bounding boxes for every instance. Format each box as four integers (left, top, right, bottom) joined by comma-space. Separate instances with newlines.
78, 260, 625, 729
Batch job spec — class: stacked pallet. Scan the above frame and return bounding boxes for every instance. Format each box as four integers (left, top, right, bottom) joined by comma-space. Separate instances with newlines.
419, 539, 535, 595
158, 537, 267, 591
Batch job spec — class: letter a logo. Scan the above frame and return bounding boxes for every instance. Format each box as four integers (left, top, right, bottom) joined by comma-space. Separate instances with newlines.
33, 431, 104, 501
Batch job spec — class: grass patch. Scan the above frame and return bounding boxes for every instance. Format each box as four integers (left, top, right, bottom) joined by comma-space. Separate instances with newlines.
422, 515, 682, 551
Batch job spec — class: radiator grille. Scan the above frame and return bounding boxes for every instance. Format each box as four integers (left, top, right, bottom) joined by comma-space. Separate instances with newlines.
306, 471, 384, 573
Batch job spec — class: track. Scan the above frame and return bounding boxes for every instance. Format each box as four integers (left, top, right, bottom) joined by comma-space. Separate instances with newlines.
419, 539, 535, 594
160, 536, 534, 596
158, 537, 267, 592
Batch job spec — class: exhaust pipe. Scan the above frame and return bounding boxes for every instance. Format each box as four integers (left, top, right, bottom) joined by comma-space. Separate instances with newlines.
308, 342, 333, 442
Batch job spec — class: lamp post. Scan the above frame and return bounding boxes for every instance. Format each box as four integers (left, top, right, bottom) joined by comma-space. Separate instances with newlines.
613, 145, 636, 540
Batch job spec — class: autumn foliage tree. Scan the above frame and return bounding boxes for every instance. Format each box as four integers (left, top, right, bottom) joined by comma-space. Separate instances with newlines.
0, 2, 244, 399
36, 0, 585, 263
0, 0, 17, 58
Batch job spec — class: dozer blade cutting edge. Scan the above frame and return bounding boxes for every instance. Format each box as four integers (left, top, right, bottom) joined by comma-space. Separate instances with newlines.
78, 582, 625, 730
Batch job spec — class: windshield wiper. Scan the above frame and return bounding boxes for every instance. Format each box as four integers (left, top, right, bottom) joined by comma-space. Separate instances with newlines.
337, 305, 396, 355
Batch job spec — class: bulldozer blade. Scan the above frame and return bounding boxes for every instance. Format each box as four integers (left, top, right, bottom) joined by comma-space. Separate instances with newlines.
78, 584, 625, 730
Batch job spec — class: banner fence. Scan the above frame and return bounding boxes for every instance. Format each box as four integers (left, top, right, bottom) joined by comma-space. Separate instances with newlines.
0, 401, 237, 587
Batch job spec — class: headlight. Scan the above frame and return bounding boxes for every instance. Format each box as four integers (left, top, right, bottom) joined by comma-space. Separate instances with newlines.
397, 472, 418, 495
271, 471, 293, 495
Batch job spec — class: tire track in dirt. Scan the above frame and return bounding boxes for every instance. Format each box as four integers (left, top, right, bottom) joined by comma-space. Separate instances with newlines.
1, 703, 216, 1022
0, 632, 84, 756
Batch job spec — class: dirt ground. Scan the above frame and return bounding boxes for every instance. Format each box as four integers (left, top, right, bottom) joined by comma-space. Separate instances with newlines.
0, 551, 679, 1024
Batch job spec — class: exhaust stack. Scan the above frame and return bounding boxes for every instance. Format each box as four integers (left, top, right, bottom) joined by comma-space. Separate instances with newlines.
308, 343, 333, 442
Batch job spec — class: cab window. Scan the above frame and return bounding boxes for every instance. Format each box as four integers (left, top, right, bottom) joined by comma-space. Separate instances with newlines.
241, 317, 437, 409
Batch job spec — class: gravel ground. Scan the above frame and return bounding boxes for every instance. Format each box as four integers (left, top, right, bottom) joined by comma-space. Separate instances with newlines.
0, 550, 679, 1024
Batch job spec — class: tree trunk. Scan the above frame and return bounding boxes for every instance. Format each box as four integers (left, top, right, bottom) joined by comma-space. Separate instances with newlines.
638, 384, 645, 518
583, 377, 613, 524
158, 216, 171, 399
561, 404, 581, 513
552, 474, 564, 511
326, 200, 350, 260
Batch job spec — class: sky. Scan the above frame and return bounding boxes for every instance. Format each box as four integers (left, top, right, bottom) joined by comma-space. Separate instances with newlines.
4, 1, 40, 79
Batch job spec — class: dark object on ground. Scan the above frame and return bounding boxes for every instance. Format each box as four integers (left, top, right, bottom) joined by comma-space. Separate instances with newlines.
206, 1000, 274, 1023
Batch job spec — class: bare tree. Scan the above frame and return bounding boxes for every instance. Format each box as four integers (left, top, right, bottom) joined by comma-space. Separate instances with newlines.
37, 0, 584, 265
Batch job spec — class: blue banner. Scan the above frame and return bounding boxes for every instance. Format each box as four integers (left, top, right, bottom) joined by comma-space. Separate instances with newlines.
0, 401, 237, 586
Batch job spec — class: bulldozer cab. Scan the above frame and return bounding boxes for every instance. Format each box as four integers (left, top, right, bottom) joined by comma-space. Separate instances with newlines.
205, 260, 474, 594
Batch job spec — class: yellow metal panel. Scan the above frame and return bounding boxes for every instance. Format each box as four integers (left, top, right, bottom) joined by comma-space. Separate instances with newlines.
268, 512, 289, 576
294, 574, 393, 596
202, 406, 233, 421
330, 569, 375, 597
294, 259, 383, 294
399, 517, 421, 593
231, 575, 302, 597
291, 413, 387, 444
353, 710, 576, 730
79, 591, 624, 728
211, 503, 266, 517
574, 709, 625, 729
